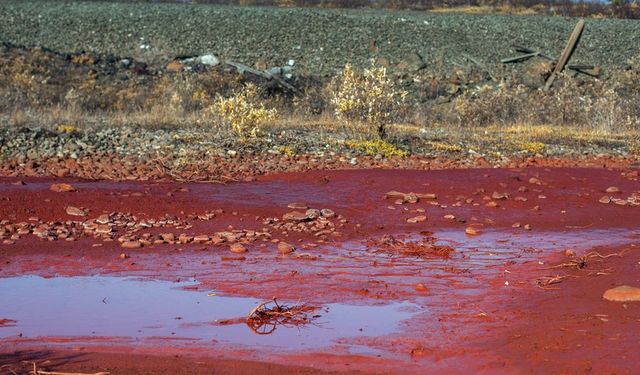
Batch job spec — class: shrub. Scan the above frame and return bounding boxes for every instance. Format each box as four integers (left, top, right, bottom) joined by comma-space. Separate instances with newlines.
212, 83, 277, 139
331, 63, 407, 139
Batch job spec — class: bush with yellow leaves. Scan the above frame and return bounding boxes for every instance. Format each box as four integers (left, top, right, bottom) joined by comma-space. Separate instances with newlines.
331, 63, 407, 139
212, 83, 277, 139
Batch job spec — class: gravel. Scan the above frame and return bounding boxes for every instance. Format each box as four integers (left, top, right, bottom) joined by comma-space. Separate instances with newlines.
1, 1, 639, 75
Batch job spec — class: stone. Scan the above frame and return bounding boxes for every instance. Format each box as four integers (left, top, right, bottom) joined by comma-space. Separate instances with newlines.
65, 206, 86, 217
283, 211, 308, 222
96, 214, 110, 224
320, 208, 336, 218
277, 242, 295, 254
305, 209, 321, 220
603, 285, 640, 302
229, 243, 247, 253
415, 283, 428, 292
606, 186, 621, 193
95, 224, 112, 234
193, 234, 210, 243
121, 240, 142, 249
50, 183, 76, 192
287, 202, 308, 210
407, 215, 427, 224
465, 226, 481, 236
196, 54, 220, 66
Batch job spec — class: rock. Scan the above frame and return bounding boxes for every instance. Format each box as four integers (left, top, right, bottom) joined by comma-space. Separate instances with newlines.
277, 242, 295, 254
229, 243, 247, 253
193, 234, 210, 243
196, 54, 219, 66
65, 206, 86, 217
50, 183, 76, 192
95, 224, 112, 234
121, 240, 142, 249
465, 226, 481, 236
396, 51, 426, 73
320, 208, 336, 218
305, 209, 321, 220
160, 233, 175, 242
96, 214, 110, 224
603, 285, 640, 302
119, 253, 130, 259
415, 283, 428, 292
522, 59, 554, 88
528, 177, 541, 185
407, 215, 427, 224
283, 211, 308, 222
491, 191, 508, 200
599, 196, 611, 204
287, 202, 308, 210
606, 186, 621, 193
564, 249, 576, 257
12, 180, 26, 186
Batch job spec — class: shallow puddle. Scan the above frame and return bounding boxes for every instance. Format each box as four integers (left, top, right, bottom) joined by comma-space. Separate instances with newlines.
0, 276, 419, 351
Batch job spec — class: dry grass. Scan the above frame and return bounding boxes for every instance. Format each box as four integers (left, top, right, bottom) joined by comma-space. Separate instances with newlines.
2, 45, 640, 156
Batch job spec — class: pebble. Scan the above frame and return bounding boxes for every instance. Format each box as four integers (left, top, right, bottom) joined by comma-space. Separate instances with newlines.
65, 206, 86, 217
277, 242, 296, 254
415, 283, 428, 292
605, 186, 621, 193
603, 285, 640, 302
465, 226, 481, 236
121, 240, 142, 249
50, 183, 76, 192
229, 243, 247, 253
407, 215, 427, 223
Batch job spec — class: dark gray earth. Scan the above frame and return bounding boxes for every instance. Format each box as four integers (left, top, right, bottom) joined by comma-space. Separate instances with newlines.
1, 1, 639, 75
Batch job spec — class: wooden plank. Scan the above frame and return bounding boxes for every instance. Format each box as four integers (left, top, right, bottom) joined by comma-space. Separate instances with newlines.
513, 45, 555, 61
543, 19, 585, 91
501, 52, 539, 64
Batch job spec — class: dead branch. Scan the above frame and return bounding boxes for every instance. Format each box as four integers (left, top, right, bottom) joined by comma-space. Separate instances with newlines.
246, 297, 318, 334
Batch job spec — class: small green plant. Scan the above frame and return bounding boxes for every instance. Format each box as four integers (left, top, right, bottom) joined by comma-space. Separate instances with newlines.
212, 83, 277, 138
345, 139, 408, 157
331, 63, 407, 139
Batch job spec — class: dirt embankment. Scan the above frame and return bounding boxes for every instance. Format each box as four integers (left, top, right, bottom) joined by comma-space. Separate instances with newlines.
1, 1, 639, 75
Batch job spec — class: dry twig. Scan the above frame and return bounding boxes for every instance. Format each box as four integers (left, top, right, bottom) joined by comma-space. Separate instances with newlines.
246, 297, 317, 334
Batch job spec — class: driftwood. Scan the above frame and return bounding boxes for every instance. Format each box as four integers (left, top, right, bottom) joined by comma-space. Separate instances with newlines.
544, 19, 585, 91
225, 61, 300, 93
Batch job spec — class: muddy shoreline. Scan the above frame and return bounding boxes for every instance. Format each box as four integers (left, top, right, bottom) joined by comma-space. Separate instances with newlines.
1, 166, 639, 374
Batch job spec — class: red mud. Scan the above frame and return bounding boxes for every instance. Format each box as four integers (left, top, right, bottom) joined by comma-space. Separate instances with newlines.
1, 166, 640, 374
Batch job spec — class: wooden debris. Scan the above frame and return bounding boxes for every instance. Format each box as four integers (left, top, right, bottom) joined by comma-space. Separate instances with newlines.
225, 61, 300, 93
544, 19, 585, 91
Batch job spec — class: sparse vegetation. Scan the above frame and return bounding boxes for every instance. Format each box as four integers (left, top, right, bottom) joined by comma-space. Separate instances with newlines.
345, 139, 408, 158
212, 83, 278, 139
331, 63, 407, 139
